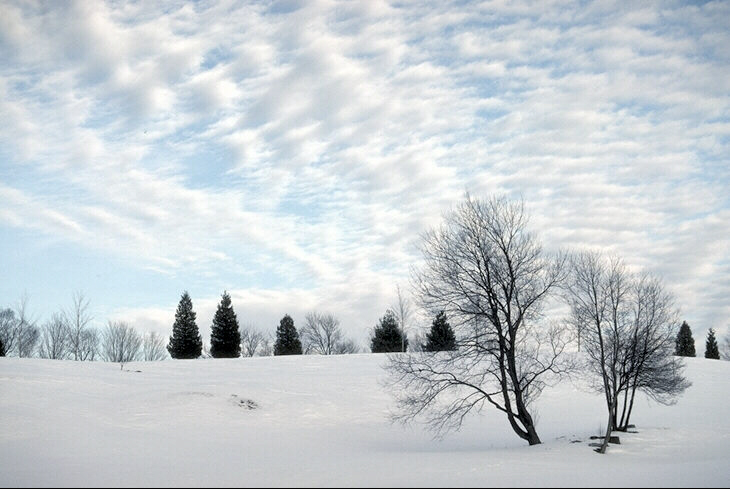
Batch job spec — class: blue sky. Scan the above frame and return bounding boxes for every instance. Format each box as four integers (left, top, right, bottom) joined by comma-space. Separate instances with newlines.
1, 0, 728, 345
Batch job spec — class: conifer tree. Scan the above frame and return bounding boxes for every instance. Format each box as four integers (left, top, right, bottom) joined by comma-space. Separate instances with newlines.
371, 309, 407, 353
167, 291, 203, 359
0, 336, 5, 357
210, 291, 241, 358
424, 311, 456, 352
274, 314, 302, 356
675, 321, 696, 357
705, 328, 720, 360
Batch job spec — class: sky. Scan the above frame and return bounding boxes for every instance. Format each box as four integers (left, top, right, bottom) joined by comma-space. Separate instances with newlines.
0, 0, 728, 347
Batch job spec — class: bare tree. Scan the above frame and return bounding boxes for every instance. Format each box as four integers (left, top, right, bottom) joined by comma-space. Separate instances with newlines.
13, 294, 39, 358
387, 196, 569, 446
333, 338, 360, 354
101, 321, 142, 363
722, 332, 730, 361
142, 332, 167, 361
0, 308, 16, 355
565, 253, 688, 453
38, 313, 70, 360
391, 285, 412, 353
64, 292, 93, 361
301, 312, 343, 355
78, 328, 100, 361
240, 325, 266, 357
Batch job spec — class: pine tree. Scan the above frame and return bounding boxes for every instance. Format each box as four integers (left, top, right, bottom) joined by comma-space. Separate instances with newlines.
0, 336, 5, 357
705, 328, 720, 360
210, 291, 241, 358
675, 321, 696, 357
167, 291, 203, 359
424, 311, 456, 352
274, 314, 302, 356
371, 309, 408, 353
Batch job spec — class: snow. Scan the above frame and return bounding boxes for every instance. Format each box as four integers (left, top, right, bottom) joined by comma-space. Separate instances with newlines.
1, 354, 728, 487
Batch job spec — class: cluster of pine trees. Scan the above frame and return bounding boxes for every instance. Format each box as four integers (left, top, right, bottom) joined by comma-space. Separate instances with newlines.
166, 291, 459, 360
675, 321, 722, 359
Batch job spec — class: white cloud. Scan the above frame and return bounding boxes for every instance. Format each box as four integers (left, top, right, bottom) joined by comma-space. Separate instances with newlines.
0, 0, 728, 341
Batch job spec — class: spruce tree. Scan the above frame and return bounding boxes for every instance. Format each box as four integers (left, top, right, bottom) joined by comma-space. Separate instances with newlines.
424, 311, 456, 352
675, 321, 696, 357
167, 291, 203, 359
371, 309, 407, 353
274, 314, 302, 356
210, 291, 241, 358
705, 328, 720, 360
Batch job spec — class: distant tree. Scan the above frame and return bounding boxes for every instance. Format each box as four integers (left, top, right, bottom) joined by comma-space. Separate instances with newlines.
675, 321, 696, 357
38, 313, 70, 360
705, 328, 720, 360
210, 291, 241, 358
167, 292, 203, 360
301, 312, 357, 355
78, 328, 100, 361
391, 285, 412, 353
0, 335, 5, 357
274, 314, 302, 356
0, 308, 15, 356
424, 311, 456, 352
14, 294, 40, 358
722, 332, 730, 361
64, 292, 93, 361
333, 338, 360, 354
101, 321, 142, 363
371, 310, 407, 353
143, 332, 167, 361
240, 325, 266, 357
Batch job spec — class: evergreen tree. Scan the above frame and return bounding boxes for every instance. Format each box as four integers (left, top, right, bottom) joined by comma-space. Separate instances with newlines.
210, 291, 241, 358
167, 291, 203, 359
705, 328, 720, 360
675, 321, 696, 357
0, 335, 5, 357
274, 314, 302, 356
424, 311, 456, 352
371, 309, 408, 353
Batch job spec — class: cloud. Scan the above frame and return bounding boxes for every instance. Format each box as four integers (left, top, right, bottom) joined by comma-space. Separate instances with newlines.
0, 0, 728, 341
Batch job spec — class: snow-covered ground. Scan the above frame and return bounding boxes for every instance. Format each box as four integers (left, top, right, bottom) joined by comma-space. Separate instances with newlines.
1, 354, 728, 487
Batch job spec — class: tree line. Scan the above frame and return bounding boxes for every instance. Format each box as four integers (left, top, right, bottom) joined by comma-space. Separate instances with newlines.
165, 290, 459, 359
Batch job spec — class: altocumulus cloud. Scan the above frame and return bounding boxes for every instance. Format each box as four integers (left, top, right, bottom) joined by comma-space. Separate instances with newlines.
0, 0, 728, 343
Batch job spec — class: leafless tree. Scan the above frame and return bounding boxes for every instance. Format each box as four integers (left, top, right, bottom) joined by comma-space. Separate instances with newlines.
257, 333, 274, 357
13, 294, 39, 358
299, 312, 338, 354
0, 308, 17, 355
391, 285, 412, 353
722, 332, 730, 361
38, 313, 70, 360
101, 321, 142, 363
64, 292, 93, 361
387, 196, 569, 446
142, 332, 167, 361
333, 338, 360, 354
565, 253, 688, 454
78, 328, 100, 361
240, 325, 266, 357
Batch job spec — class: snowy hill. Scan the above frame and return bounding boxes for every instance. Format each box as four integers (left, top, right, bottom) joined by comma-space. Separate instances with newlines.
1, 354, 728, 487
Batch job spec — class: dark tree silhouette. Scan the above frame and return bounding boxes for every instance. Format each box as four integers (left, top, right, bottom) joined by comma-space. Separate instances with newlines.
705, 328, 720, 359
167, 292, 203, 359
210, 291, 241, 358
424, 311, 456, 352
675, 321, 696, 357
274, 314, 302, 356
371, 310, 407, 353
